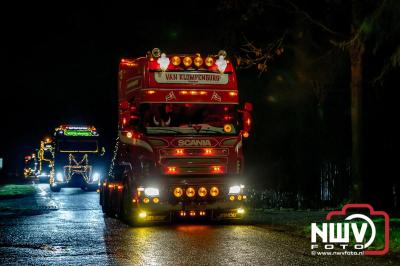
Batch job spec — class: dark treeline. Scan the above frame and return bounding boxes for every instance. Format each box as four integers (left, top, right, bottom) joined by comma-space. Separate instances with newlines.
217, 0, 399, 211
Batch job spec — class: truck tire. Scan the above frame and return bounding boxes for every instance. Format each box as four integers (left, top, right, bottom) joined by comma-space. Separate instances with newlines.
120, 185, 137, 226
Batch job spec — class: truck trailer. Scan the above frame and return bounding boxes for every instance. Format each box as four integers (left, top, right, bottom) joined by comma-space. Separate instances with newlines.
100, 49, 252, 224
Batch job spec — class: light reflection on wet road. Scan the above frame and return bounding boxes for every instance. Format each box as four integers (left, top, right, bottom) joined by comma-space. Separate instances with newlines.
0, 184, 395, 265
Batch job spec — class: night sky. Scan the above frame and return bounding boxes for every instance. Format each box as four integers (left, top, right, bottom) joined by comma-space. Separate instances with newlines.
1, 1, 223, 172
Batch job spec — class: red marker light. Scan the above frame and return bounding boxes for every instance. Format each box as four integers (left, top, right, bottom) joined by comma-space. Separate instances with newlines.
166, 166, 178, 174
211, 165, 223, 174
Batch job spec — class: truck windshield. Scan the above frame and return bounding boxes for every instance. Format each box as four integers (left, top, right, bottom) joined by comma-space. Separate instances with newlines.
57, 139, 98, 152
139, 103, 239, 135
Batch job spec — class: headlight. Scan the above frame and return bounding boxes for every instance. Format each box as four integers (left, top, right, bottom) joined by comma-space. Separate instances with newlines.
229, 185, 241, 194
92, 172, 100, 182
56, 172, 63, 182
144, 187, 159, 197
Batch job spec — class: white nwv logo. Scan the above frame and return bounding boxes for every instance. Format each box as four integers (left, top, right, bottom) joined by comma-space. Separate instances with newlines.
311, 214, 376, 248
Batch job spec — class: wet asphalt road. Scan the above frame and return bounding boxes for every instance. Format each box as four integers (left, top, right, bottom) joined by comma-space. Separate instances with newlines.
0, 184, 397, 265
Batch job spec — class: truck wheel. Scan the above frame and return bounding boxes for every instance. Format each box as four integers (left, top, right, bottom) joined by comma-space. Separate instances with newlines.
50, 185, 61, 192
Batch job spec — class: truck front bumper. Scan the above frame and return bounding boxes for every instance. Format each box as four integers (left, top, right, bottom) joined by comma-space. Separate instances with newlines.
132, 199, 247, 222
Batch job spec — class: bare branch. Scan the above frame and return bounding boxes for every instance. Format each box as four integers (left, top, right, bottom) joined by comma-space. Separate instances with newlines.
286, 1, 342, 36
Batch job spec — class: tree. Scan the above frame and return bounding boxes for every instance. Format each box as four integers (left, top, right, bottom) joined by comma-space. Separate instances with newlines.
218, 0, 400, 205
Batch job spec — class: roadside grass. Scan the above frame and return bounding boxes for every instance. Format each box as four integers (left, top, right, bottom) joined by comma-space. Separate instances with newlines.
0, 184, 36, 199
303, 218, 400, 254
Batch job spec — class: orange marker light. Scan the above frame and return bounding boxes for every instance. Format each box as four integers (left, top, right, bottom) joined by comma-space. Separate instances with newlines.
147, 90, 156, 95
204, 148, 213, 155
175, 149, 184, 155
229, 91, 237, 96
180, 91, 188, 95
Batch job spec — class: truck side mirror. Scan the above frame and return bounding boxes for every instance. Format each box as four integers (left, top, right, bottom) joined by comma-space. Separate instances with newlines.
244, 102, 253, 112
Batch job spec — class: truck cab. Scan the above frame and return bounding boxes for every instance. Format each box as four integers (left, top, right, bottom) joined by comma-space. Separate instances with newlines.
36, 138, 54, 183
23, 153, 37, 180
50, 125, 105, 192
101, 49, 252, 224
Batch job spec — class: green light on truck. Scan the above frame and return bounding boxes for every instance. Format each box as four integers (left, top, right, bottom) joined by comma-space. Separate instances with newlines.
64, 130, 93, 137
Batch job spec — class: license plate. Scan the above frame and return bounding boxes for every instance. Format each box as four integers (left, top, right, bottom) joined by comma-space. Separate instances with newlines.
145, 215, 166, 221
219, 212, 237, 218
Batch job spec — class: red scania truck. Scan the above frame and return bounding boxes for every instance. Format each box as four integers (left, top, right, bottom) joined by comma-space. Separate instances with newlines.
100, 48, 252, 224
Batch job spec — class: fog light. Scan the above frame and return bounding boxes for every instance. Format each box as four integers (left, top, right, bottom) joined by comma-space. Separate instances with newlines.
237, 195, 242, 201
229, 195, 235, 201
237, 208, 245, 214
180, 211, 186, 217
171, 56, 181, 66
183, 56, 192, 67
186, 187, 195, 197
210, 186, 219, 197
189, 210, 196, 216
143, 197, 150, 204
153, 197, 159, 203
174, 187, 183, 197
194, 56, 203, 67
205, 56, 214, 67
198, 187, 207, 197
139, 211, 147, 218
